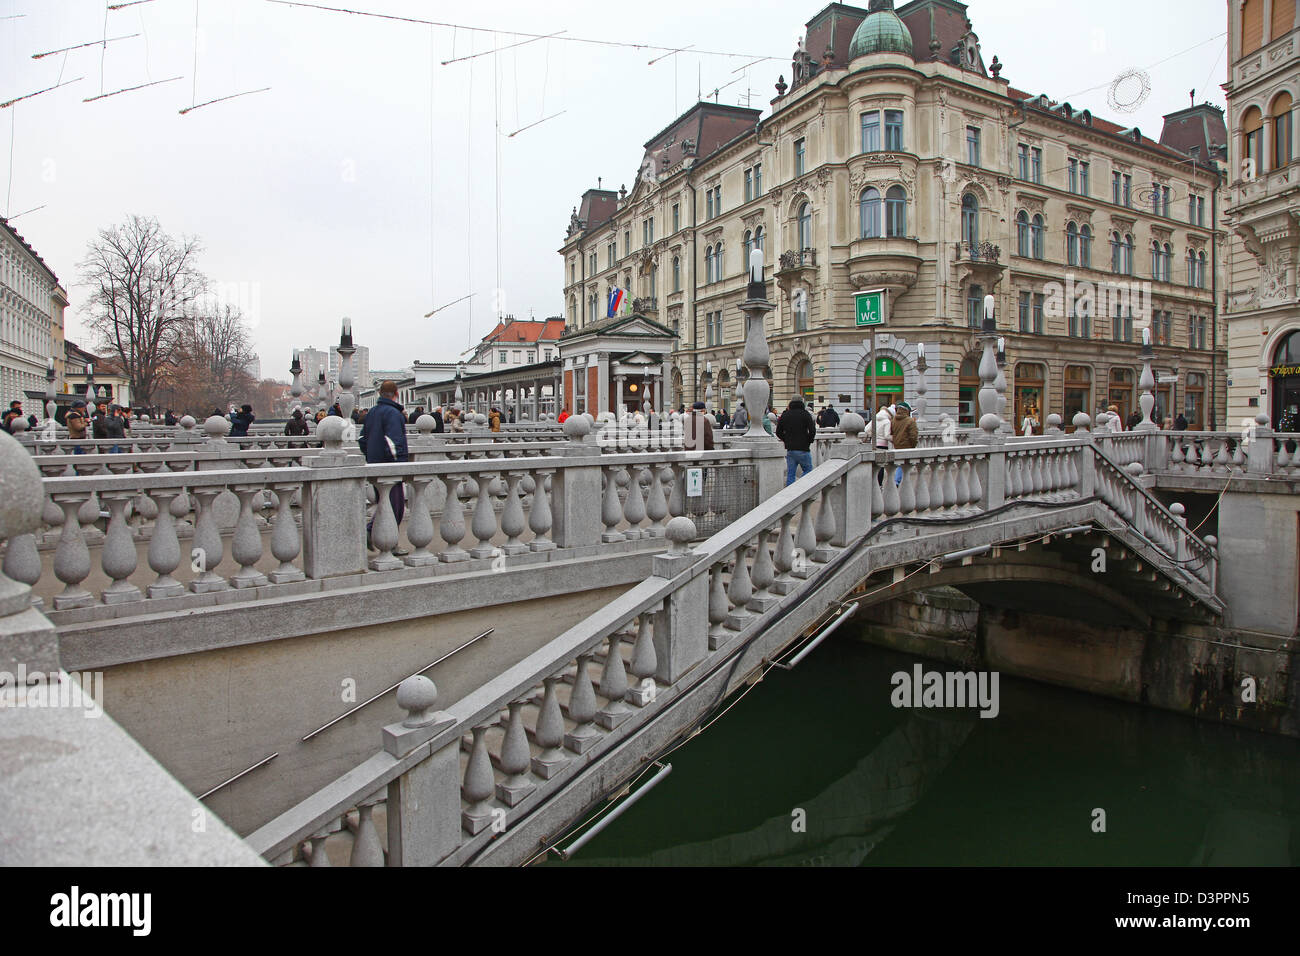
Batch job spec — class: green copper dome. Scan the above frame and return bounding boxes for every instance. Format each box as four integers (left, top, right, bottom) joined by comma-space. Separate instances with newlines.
848, 5, 914, 59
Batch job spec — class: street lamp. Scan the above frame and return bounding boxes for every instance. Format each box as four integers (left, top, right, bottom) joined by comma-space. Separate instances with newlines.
44, 357, 56, 423
85, 363, 97, 405
337, 317, 356, 420
289, 351, 304, 401
914, 341, 927, 424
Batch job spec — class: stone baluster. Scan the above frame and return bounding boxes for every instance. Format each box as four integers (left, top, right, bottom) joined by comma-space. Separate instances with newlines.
2, 531, 42, 610
496, 699, 537, 806
748, 529, 777, 611
268, 483, 305, 583
622, 465, 647, 539
52, 493, 93, 609
707, 564, 731, 649
146, 489, 186, 597
439, 474, 469, 562
967, 455, 984, 505
881, 465, 901, 515
531, 675, 570, 778
527, 467, 555, 551
307, 827, 334, 867
349, 794, 385, 867
230, 486, 269, 588
644, 464, 668, 536
600, 468, 625, 542
927, 459, 944, 512
954, 458, 971, 506
468, 470, 499, 559
897, 461, 917, 514
564, 652, 602, 753
461, 725, 496, 834
914, 462, 931, 513
367, 477, 404, 571
1212, 438, 1231, 475
99, 490, 142, 604
667, 462, 685, 517
596, 631, 633, 729
497, 472, 527, 555
402, 476, 437, 566
725, 545, 753, 629
628, 613, 659, 703
794, 498, 817, 575
772, 512, 797, 594
813, 485, 836, 561
189, 489, 228, 592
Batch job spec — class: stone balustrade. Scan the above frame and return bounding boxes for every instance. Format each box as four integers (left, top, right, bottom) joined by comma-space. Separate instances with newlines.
246, 432, 1220, 866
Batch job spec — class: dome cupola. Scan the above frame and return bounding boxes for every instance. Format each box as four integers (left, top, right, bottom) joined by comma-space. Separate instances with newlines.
848, 0, 914, 60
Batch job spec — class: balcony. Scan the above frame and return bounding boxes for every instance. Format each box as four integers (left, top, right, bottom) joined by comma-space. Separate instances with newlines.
955, 241, 1001, 263
846, 236, 921, 296
632, 296, 658, 315
952, 239, 1006, 293
776, 248, 818, 298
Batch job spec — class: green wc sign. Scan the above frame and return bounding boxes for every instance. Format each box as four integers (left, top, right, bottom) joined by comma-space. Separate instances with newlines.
855, 289, 885, 326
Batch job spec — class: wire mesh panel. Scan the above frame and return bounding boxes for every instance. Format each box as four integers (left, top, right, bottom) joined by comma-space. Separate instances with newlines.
681, 461, 757, 539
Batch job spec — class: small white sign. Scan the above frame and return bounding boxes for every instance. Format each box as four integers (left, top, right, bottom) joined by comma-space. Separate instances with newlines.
686, 467, 703, 497
1157, 374, 1178, 384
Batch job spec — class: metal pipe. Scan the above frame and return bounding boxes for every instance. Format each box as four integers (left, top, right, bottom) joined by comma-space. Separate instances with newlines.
940, 544, 991, 562
301, 628, 493, 741
198, 752, 279, 800
774, 602, 859, 670
558, 762, 673, 860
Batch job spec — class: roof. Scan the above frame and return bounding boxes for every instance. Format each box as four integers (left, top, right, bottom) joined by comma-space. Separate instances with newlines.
0, 216, 61, 286
481, 317, 566, 346
897, 0, 974, 64
848, 3, 915, 59
640, 101, 762, 176
1004, 86, 1199, 164
561, 312, 677, 342
1159, 104, 1228, 162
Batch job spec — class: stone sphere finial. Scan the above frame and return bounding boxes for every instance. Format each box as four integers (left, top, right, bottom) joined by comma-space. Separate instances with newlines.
841, 411, 865, 439
203, 415, 231, 438
395, 675, 440, 727
1046, 413, 1062, 432
317, 415, 346, 449
473, 413, 487, 426
1125, 461, 1144, 477
1255, 412, 1270, 428
179, 415, 196, 431
9, 416, 27, 434
1204, 534, 1217, 550
1072, 412, 1092, 433
0, 429, 45, 541
563, 414, 592, 439
665, 516, 697, 553
979, 412, 1001, 435
1170, 502, 1185, 519
416, 414, 436, 434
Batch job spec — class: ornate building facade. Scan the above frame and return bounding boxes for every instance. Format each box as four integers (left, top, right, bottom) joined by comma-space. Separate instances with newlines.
1, 216, 68, 407
560, 0, 1226, 429
1223, 0, 1299, 430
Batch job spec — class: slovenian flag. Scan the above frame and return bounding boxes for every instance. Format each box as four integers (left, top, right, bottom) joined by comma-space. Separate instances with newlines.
607, 288, 625, 318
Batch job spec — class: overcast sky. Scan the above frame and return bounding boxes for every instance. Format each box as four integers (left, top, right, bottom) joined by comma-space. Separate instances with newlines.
2, 0, 1228, 378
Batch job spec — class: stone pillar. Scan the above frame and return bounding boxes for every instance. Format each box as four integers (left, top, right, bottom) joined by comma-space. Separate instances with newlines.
1136, 329, 1157, 431
1247, 412, 1274, 474
971, 297, 1005, 444
300, 418, 368, 578
734, 250, 776, 442
651, 518, 707, 683
614, 374, 625, 417
0, 429, 59, 676
549, 416, 603, 548
829, 413, 872, 546
382, 676, 459, 865
597, 352, 610, 416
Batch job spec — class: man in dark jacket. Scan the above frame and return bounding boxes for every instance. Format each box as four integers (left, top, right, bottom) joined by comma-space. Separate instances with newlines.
407, 406, 424, 425
431, 406, 445, 433
683, 401, 715, 450
817, 404, 840, 428
230, 404, 255, 437
364, 381, 410, 554
776, 398, 817, 485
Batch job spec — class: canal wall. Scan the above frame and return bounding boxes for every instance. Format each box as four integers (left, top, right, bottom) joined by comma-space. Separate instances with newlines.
853, 587, 1300, 739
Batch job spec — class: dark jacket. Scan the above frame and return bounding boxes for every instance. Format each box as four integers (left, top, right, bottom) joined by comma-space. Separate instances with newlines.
891, 409, 919, 449
683, 411, 714, 450
817, 406, 840, 428
93, 412, 125, 440
776, 402, 817, 452
363, 396, 409, 463
230, 410, 255, 437
432, 410, 444, 433
284, 413, 309, 436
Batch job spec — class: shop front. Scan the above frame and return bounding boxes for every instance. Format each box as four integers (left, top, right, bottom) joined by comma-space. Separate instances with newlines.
1014, 362, 1045, 434
864, 356, 904, 412
1270, 330, 1300, 432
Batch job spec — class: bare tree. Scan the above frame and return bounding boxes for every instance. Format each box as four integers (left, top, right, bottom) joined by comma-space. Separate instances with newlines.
187, 302, 259, 409
77, 215, 205, 407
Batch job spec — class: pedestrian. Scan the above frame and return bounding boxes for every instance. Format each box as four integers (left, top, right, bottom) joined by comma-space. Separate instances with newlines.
1106, 404, 1124, 433
363, 380, 410, 556
284, 408, 309, 436
65, 401, 89, 453
1021, 407, 1039, 436
763, 407, 775, 435
1174, 412, 1188, 431
684, 401, 715, 450
2, 401, 21, 433
448, 407, 466, 432
314, 408, 327, 424
891, 401, 918, 485
230, 404, 255, 437
93, 402, 126, 452
164, 409, 177, 426
731, 401, 749, 431
557, 408, 570, 424
407, 406, 424, 425
1126, 410, 1142, 430
817, 403, 840, 428
776, 398, 817, 486
868, 403, 894, 450
489, 407, 502, 432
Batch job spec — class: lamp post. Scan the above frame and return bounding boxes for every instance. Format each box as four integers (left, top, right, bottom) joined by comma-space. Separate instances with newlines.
85, 363, 97, 405
454, 362, 464, 409
44, 357, 56, 423
316, 371, 327, 413
914, 342, 927, 425
1136, 326, 1157, 431
737, 248, 774, 441
976, 295, 1003, 439
289, 352, 304, 403
702, 362, 714, 412
336, 318, 357, 420
995, 335, 1010, 434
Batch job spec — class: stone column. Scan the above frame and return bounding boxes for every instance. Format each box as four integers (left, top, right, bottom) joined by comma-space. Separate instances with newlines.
0, 429, 59, 676
614, 374, 625, 417
651, 518, 707, 684
382, 676, 459, 865
300, 418, 367, 579
597, 352, 610, 415
549, 416, 603, 548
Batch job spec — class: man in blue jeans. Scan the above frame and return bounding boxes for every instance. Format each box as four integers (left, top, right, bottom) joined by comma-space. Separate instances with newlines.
776, 398, 817, 486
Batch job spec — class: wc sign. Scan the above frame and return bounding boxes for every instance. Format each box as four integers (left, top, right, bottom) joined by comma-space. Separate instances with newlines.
686, 468, 703, 497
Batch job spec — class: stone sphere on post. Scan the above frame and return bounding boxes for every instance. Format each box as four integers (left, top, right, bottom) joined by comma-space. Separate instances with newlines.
0, 429, 45, 615
203, 415, 232, 439
1072, 412, 1092, 434
665, 516, 697, 553
841, 411, 865, 441
395, 675, 440, 728
562, 414, 592, 440
416, 414, 437, 435
316, 415, 347, 452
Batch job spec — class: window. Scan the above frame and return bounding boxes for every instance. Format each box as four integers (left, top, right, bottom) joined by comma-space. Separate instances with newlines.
1197, 251, 1206, 288
1162, 242, 1172, 281
1019, 291, 1031, 332
1161, 185, 1170, 217
1033, 293, 1044, 334
754, 225, 764, 251
744, 168, 753, 202
589, 253, 597, 274
861, 111, 880, 152
499, 351, 508, 363
1243, 106, 1264, 176
528, 351, 536, 364
1068, 158, 1078, 193
1188, 193, 1197, 222
1080, 161, 1090, 195
1031, 147, 1042, 182
1197, 315, 1206, 350
884, 110, 904, 150
1031, 214, 1045, 259
1111, 231, 1123, 273
1067, 221, 1079, 266
885, 186, 907, 237
743, 229, 753, 262
706, 190, 715, 220
672, 202, 680, 232
1018, 144, 1030, 180
797, 202, 812, 249
1112, 171, 1121, 204
607, 242, 616, 270
705, 245, 714, 284
860, 187, 881, 238
544, 349, 553, 362
1069, 297, 1091, 338
967, 284, 984, 329
646, 218, 654, 243
1196, 196, 1205, 226
1017, 211, 1030, 258
715, 241, 724, 280
650, 263, 658, 297
1273, 93, 1293, 168
966, 126, 981, 166
569, 261, 575, 284
1123, 174, 1131, 206
672, 255, 680, 292
794, 287, 809, 331
795, 137, 806, 176
754, 163, 762, 197
624, 230, 630, 256
1080, 224, 1092, 268
961, 193, 978, 246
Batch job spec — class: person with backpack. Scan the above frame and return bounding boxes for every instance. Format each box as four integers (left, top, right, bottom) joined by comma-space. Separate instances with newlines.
776, 398, 817, 486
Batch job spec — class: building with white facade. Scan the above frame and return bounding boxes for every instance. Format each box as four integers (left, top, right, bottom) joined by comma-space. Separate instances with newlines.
1, 217, 68, 407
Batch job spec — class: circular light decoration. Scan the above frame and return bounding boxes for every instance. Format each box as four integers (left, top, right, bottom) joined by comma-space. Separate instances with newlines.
629, 383, 638, 392
1107, 69, 1151, 113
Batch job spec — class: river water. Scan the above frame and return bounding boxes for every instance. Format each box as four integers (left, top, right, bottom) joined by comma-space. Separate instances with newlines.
548, 633, 1300, 866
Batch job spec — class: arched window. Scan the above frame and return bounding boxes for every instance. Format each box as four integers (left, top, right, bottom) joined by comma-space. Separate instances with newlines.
754, 224, 764, 250
797, 202, 812, 250
1016, 211, 1030, 257
716, 241, 724, 279
1031, 214, 1045, 259
885, 186, 907, 237
1080, 224, 1093, 268
1268, 92, 1289, 167
672, 255, 680, 292
1243, 106, 1264, 175
743, 229, 753, 263
704, 245, 714, 284
1163, 243, 1172, 282
1151, 240, 1161, 279
1124, 234, 1134, 275
961, 193, 979, 246
1110, 231, 1122, 273
1067, 221, 1079, 266
860, 187, 881, 238
1197, 250, 1206, 288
